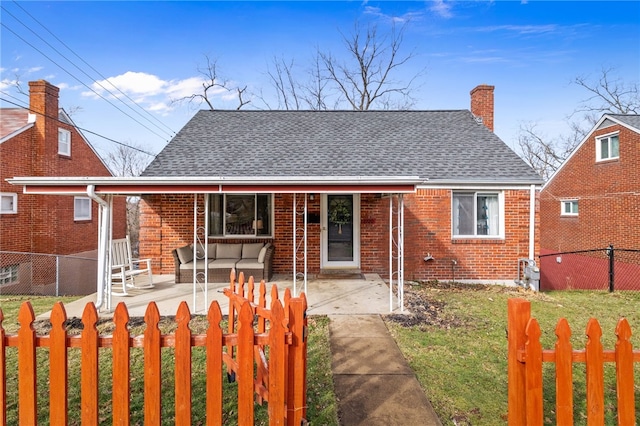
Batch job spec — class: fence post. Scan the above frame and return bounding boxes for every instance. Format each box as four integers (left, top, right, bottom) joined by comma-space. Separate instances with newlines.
287, 294, 308, 426
507, 298, 530, 426
608, 244, 614, 293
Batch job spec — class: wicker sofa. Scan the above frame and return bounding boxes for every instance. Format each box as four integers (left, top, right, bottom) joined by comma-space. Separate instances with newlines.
172, 242, 274, 283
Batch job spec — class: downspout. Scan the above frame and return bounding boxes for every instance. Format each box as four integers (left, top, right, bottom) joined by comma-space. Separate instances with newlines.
88, 185, 110, 310
528, 184, 535, 261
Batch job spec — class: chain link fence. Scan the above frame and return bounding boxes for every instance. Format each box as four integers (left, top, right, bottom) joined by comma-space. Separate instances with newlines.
0, 251, 97, 296
539, 246, 640, 291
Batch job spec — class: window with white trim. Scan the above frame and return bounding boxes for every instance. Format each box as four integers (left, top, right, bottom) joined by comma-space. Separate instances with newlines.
58, 128, 71, 156
452, 192, 503, 237
0, 264, 18, 286
74, 197, 91, 220
0, 193, 17, 214
596, 133, 619, 161
209, 194, 272, 237
561, 200, 578, 216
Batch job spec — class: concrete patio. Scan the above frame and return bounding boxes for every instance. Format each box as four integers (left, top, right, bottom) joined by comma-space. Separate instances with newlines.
40, 273, 406, 319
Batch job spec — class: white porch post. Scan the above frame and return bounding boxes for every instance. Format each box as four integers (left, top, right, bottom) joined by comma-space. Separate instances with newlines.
88, 186, 111, 311
388, 194, 405, 312
192, 193, 209, 313
292, 193, 308, 296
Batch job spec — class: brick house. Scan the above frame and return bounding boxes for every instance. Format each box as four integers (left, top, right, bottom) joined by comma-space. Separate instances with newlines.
7, 85, 543, 302
134, 84, 542, 285
539, 114, 640, 289
0, 80, 126, 293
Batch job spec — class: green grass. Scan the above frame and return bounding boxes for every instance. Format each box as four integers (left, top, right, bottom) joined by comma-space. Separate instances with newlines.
384, 282, 640, 426
0, 296, 339, 425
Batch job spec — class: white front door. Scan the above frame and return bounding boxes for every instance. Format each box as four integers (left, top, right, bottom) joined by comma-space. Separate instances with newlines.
321, 194, 360, 269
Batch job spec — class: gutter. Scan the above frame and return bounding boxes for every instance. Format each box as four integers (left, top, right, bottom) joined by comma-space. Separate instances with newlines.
87, 185, 110, 309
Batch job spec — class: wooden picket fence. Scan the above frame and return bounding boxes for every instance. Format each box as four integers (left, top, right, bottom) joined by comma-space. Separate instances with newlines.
0, 271, 308, 426
507, 298, 639, 425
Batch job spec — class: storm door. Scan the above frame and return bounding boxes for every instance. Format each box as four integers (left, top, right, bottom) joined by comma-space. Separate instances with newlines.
321, 194, 360, 269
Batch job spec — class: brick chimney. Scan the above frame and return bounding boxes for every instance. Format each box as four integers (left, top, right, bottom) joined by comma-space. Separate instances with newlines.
28, 80, 60, 175
470, 84, 494, 132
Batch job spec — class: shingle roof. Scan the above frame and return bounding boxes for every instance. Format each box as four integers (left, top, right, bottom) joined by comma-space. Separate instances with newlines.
609, 114, 640, 132
143, 110, 543, 184
0, 108, 31, 140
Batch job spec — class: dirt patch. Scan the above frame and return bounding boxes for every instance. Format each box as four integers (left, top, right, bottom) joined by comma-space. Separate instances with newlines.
384, 280, 542, 330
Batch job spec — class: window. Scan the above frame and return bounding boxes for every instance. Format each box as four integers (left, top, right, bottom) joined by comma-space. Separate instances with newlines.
561, 200, 578, 216
0, 265, 18, 286
209, 194, 272, 237
58, 128, 71, 156
74, 197, 91, 220
0, 193, 17, 214
452, 192, 502, 237
596, 133, 619, 161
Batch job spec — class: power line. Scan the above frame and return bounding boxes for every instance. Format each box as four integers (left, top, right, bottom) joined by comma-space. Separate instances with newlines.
0, 95, 157, 157
1, 19, 174, 142
9, 1, 177, 137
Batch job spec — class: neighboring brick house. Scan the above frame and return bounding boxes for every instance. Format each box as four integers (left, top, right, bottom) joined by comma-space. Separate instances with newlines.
0, 80, 126, 293
539, 114, 640, 289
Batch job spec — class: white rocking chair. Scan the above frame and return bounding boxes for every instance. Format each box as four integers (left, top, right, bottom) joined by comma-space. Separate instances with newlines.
110, 235, 154, 296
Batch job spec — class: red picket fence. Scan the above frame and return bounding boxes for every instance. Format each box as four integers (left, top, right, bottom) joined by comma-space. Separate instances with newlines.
0, 272, 308, 426
507, 298, 640, 425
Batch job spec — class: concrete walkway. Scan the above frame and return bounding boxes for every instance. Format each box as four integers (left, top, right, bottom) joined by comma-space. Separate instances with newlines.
329, 315, 442, 426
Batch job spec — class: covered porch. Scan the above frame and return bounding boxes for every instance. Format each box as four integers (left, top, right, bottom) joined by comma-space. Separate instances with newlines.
37, 272, 403, 319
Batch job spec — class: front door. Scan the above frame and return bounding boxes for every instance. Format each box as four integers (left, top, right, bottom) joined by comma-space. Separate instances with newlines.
321, 194, 360, 269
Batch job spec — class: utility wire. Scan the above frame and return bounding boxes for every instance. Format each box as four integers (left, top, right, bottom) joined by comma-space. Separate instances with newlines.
0, 96, 157, 157
9, 1, 176, 137
1, 21, 173, 143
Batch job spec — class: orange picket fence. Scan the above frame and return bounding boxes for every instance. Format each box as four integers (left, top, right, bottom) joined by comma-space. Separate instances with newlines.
0, 272, 308, 426
507, 298, 639, 425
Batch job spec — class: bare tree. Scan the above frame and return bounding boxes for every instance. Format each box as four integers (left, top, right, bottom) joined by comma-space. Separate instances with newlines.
105, 144, 151, 255
518, 67, 639, 180
258, 20, 424, 111
172, 55, 250, 110
319, 21, 423, 110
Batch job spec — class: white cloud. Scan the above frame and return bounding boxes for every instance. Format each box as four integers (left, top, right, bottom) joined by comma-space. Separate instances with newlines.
430, 0, 453, 19
476, 24, 559, 35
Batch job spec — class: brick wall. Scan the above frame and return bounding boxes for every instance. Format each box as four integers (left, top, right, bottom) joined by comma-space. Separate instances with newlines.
541, 123, 640, 252
141, 189, 537, 283
0, 80, 126, 256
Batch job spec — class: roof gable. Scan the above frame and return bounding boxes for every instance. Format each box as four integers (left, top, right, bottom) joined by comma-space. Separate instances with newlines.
143, 110, 542, 185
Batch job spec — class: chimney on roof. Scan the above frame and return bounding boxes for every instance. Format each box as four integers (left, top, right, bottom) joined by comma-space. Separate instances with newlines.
470, 84, 494, 132
29, 80, 59, 118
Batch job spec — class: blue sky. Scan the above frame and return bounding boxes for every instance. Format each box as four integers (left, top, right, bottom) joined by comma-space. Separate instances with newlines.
1, 1, 639, 166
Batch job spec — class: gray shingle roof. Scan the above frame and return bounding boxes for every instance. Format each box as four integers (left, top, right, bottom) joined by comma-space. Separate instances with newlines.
143, 110, 543, 184
609, 114, 640, 132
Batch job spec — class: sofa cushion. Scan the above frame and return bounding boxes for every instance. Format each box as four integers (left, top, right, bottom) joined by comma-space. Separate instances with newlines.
217, 243, 243, 259
176, 245, 193, 264
236, 259, 263, 269
242, 242, 264, 259
195, 243, 216, 259
210, 258, 239, 269
179, 259, 209, 270
257, 243, 271, 263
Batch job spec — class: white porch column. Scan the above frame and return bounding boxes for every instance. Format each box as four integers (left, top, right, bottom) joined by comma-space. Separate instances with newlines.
192, 193, 209, 313
292, 193, 308, 296
388, 194, 405, 312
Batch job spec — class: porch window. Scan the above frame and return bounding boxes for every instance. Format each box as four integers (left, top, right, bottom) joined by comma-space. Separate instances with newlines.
209, 194, 272, 237
452, 192, 502, 237
596, 133, 619, 161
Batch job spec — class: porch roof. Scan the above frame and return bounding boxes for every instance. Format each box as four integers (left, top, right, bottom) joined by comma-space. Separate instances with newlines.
6, 175, 421, 195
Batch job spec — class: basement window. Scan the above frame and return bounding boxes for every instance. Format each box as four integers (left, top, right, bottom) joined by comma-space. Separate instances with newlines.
0, 264, 18, 286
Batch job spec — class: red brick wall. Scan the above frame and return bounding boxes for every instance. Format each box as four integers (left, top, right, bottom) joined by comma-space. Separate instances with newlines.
141, 189, 538, 283
0, 80, 125, 256
541, 123, 640, 252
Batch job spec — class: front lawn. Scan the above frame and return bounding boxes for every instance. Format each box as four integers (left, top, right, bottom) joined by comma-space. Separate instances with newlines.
385, 282, 640, 425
